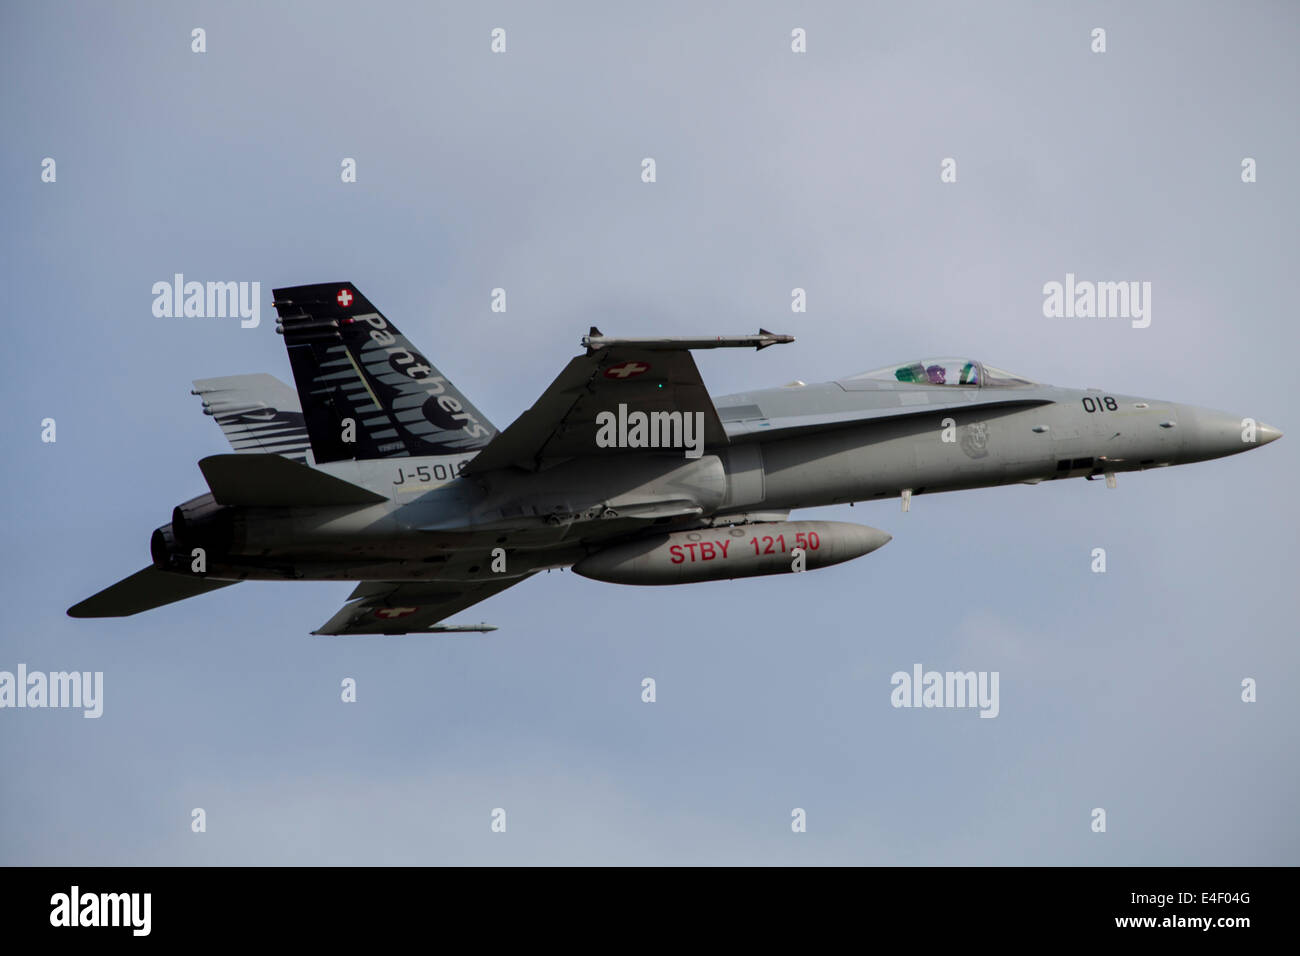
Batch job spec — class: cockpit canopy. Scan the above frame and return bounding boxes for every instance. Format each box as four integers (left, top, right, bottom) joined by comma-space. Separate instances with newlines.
847, 358, 1035, 387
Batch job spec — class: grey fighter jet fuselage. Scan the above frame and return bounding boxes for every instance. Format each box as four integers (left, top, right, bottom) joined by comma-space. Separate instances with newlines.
69, 285, 1282, 635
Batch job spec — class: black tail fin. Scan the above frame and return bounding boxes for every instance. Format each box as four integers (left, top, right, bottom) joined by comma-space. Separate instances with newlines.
271, 283, 496, 463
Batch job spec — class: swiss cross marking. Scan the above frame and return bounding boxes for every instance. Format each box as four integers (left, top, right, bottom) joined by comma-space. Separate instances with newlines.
374, 606, 417, 619
604, 361, 649, 379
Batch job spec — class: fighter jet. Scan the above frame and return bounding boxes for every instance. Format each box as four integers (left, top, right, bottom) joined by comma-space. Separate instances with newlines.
68, 282, 1283, 634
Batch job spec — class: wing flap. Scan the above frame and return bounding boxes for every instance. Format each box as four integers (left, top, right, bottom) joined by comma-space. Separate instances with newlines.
68, 567, 236, 618
198, 454, 387, 507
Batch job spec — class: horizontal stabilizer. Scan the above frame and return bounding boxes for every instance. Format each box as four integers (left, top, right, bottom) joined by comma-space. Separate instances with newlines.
67, 567, 235, 618
198, 454, 387, 507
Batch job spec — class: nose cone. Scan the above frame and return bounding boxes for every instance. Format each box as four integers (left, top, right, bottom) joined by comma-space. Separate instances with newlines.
1179, 406, 1283, 463
864, 528, 893, 554
840, 523, 893, 557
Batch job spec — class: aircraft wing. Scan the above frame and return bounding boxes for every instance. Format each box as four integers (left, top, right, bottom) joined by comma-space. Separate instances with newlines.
463, 345, 728, 474
312, 575, 534, 635
191, 374, 312, 462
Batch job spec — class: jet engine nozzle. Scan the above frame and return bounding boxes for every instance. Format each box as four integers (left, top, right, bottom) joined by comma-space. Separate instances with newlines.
150, 523, 181, 570
169, 493, 239, 557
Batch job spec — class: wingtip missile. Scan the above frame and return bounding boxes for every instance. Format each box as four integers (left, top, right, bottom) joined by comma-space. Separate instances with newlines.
582, 330, 795, 352
755, 328, 795, 350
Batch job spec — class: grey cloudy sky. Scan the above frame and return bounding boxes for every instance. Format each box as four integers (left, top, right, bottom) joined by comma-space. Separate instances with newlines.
2, 1, 1296, 864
